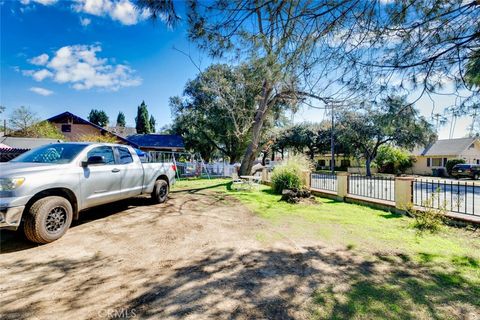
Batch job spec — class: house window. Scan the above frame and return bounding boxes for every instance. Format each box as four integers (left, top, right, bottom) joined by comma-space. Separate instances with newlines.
341, 159, 351, 167
318, 159, 326, 167
61, 124, 71, 132
431, 158, 443, 167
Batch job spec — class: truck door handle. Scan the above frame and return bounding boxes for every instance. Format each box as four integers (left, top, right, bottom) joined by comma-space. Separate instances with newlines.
112, 168, 120, 173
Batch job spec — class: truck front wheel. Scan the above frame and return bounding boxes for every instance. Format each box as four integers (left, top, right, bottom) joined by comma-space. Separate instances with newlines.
24, 196, 73, 244
152, 180, 169, 204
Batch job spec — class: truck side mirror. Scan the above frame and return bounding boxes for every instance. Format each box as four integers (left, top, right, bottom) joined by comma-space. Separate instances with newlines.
82, 155, 106, 167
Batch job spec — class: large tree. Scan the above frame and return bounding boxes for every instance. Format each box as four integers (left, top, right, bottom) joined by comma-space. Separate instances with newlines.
135, 101, 152, 134
88, 109, 109, 127
139, 0, 479, 172
337, 96, 435, 176
170, 64, 267, 164
185, 1, 388, 174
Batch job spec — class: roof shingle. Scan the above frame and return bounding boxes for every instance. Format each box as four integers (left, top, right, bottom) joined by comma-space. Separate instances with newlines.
414, 138, 477, 156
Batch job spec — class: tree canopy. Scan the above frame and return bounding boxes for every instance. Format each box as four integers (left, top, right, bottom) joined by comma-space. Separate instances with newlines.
8, 106, 64, 139
337, 96, 435, 176
149, 115, 156, 133
116, 112, 126, 127
170, 64, 264, 164
88, 109, 109, 127
137, 0, 479, 168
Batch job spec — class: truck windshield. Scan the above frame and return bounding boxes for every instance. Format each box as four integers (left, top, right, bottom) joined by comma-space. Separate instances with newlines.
11, 144, 86, 164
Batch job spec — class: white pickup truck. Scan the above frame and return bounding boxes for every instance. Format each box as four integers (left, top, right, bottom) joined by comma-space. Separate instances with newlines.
0, 143, 176, 243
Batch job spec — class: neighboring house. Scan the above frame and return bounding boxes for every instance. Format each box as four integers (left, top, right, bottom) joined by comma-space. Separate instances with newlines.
0, 136, 62, 149
314, 153, 355, 169
106, 126, 137, 138
127, 134, 185, 152
47, 111, 135, 145
0, 137, 62, 162
410, 137, 480, 175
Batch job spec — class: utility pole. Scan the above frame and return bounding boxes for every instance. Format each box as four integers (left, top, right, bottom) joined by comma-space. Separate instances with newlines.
328, 100, 343, 174
330, 102, 335, 174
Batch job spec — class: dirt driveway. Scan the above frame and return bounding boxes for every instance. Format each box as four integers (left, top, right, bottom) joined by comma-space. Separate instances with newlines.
0, 185, 326, 319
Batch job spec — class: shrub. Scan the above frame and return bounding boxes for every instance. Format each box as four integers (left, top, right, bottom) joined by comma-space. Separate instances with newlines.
375, 145, 415, 174
405, 191, 446, 233
79, 134, 118, 143
271, 154, 312, 194
446, 159, 466, 175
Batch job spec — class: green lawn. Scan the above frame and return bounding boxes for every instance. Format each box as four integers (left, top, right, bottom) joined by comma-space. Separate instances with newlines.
173, 178, 480, 319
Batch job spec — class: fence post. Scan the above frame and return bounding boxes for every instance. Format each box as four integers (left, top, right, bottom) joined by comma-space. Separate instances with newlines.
394, 176, 414, 209
261, 168, 269, 182
337, 172, 349, 198
300, 170, 311, 189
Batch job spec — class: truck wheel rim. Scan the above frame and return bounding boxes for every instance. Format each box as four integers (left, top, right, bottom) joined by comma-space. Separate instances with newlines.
159, 185, 167, 198
45, 207, 67, 233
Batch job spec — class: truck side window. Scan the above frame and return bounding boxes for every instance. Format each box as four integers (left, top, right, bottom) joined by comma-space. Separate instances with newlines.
87, 146, 115, 165
117, 147, 133, 164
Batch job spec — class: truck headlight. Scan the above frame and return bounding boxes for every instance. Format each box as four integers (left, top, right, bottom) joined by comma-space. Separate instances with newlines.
0, 178, 25, 191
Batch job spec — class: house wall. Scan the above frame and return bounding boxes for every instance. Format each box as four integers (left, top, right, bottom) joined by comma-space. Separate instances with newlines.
51, 123, 123, 143
410, 156, 452, 175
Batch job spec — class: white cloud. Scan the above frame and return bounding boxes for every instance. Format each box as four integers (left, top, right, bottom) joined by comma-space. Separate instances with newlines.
30, 87, 54, 96
73, 0, 147, 25
21, 0, 58, 5
29, 53, 49, 66
20, 0, 149, 25
80, 17, 91, 26
25, 44, 142, 91
29, 69, 53, 81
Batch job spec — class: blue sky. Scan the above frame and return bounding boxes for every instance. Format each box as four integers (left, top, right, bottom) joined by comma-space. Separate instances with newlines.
0, 0, 472, 138
1, 0, 211, 129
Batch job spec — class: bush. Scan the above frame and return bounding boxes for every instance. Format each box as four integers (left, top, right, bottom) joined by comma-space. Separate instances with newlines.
405, 191, 446, 233
271, 154, 313, 194
375, 145, 415, 174
446, 159, 466, 175
79, 134, 118, 143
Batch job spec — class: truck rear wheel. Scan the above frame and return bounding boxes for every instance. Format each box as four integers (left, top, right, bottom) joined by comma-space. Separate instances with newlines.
152, 180, 169, 204
24, 196, 73, 244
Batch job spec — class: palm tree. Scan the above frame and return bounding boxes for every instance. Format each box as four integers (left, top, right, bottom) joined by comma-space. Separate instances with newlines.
135, 0, 179, 27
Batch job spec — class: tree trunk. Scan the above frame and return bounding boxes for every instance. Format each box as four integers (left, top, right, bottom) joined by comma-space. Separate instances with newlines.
261, 152, 267, 166
239, 82, 271, 175
365, 157, 372, 177
271, 150, 275, 161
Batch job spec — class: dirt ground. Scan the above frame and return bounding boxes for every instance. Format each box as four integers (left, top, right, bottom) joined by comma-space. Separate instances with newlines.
0, 186, 314, 319
1, 185, 477, 319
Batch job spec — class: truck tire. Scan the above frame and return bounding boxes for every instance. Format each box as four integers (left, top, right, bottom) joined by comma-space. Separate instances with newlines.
24, 196, 73, 244
152, 180, 169, 204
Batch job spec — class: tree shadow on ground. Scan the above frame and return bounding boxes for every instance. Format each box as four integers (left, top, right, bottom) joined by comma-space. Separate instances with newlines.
379, 212, 404, 219
1, 244, 478, 319
117, 247, 479, 320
